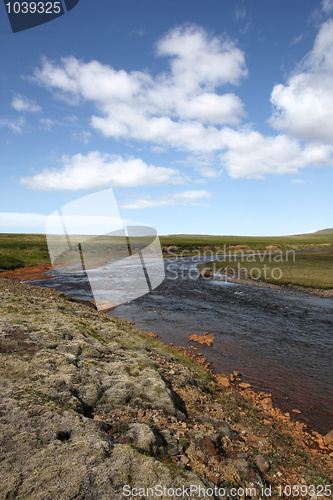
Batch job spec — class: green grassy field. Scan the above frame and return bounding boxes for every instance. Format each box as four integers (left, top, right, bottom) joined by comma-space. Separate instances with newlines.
0, 232, 332, 289
0, 233, 152, 270
0, 233, 50, 270
200, 249, 333, 289
160, 232, 333, 254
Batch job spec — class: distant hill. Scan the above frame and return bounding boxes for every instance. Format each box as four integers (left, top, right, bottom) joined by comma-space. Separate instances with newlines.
313, 228, 333, 235
291, 228, 333, 237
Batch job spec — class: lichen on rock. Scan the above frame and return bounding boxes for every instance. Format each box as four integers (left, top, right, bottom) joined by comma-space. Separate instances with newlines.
0, 278, 332, 499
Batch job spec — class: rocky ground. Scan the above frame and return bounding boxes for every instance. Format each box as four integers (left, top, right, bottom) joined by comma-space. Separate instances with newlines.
0, 277, 332, 500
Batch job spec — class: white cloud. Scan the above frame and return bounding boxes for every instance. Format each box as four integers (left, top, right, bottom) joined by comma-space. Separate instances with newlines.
32, 24, 247, 151
219, 128, 333, 178
156, 25, 247, 89
322, 0, 333, 14
120, 190, 212, 210
269, 19, 333, 142
182, 152, 223, 178
11, 95, 41, 113
29, 23, 333, 181
176, 93, 245, 125
0, 116, 26, 134
19, 151, 186, 191
195, 165, 222, 178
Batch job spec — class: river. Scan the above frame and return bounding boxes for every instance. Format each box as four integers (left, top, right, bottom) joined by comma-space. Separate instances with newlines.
29, 255, 333, 435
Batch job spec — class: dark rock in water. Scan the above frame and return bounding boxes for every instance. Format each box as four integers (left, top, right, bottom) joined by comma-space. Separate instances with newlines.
188, 332, 215, 346
199, 267, 213, 278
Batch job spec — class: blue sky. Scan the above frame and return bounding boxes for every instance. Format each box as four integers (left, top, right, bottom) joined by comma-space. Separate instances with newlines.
1, 0, 333, 236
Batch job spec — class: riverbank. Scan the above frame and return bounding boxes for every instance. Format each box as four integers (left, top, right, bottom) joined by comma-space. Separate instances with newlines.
2, 259, 333, 299
213, 275, 333, 299
0, 263, 54, 282
0, 277, 332, 498
3, 262, 333, 431
196, 255, 333, 298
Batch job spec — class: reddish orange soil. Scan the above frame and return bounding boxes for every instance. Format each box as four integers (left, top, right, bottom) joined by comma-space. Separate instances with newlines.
0, 264, 53, 282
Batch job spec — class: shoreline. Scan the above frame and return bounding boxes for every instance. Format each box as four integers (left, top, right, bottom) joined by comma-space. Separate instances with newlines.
2, 262, 333, 298
213, 275, 333, 298
1, 270, 332, 439
2, 264, 333, 433
0, 263, 54, 282
152, 338, 332, 441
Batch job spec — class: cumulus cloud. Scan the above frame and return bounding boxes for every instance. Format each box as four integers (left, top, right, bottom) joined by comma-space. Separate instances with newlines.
219, 128, 333, 178
32, 25, 247, 151
11, 95, 41, 113
120, 190, 212, 210
156, 25, 247, 89
28, 23, 333, 181
19, 151, 186, 191
176, 93, 244, 125
269, 19, 333, 143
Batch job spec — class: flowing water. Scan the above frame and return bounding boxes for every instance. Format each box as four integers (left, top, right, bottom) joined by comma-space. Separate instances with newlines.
29, 256, 333, 435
